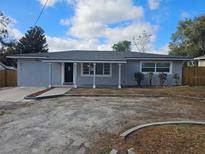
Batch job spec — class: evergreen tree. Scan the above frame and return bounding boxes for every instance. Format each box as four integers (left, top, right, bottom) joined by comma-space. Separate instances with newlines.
16, 26, 48, 54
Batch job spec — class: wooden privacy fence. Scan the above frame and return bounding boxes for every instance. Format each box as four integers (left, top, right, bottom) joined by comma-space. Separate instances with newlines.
0, 70, 17, 87
182, 67, 205, 86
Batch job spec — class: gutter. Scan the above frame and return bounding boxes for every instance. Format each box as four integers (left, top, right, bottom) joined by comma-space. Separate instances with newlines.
7, 56, 47, 59
125, 57, 193, 61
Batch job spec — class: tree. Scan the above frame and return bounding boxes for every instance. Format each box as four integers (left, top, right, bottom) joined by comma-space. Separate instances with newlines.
112, 40, 131, 52
133, 31, 152, 53
0, 11, 11, 53
0, 43, 17, 66
16, 26, 48, 54
0, 11, 17, 66
169, 15, 205, 58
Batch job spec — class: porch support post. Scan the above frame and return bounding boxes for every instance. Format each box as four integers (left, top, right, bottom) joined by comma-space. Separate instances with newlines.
61, 62, 64, 85
73, 63, 77, 88
118, 63, 121, 88
93, 63, 96, 88
49, 62, 52, 88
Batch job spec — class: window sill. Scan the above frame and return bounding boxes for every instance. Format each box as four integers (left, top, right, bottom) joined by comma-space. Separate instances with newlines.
81, 74, 112, 77
141, 72, 172, 75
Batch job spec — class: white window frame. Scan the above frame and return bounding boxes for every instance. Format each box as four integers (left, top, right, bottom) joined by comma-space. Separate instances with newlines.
81, 63, 112, 77
140, 61, 173, 74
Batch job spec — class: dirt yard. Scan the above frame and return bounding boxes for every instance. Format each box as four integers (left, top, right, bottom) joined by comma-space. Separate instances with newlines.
0, 94, 204, 154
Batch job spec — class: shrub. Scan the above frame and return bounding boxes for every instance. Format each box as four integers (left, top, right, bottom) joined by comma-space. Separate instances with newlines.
173, 73, 180, 85
158, 72, 167, 86
134, 72, 144, 86
148, 72, 154, 86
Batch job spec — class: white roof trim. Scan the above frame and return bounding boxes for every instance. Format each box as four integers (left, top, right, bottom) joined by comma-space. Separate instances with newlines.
42, 60, 127, 63
7, 56, 47, 59
194, 56, 205, 60
126, 57, 191, 61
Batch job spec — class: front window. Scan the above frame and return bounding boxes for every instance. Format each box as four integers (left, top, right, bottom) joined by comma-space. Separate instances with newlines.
82, 63, 92, 75
104, 63, 111, 75
156, 63, 170, 73
142, 63, 155, 72
82, 63, 111, 76
141, 62, 171, 73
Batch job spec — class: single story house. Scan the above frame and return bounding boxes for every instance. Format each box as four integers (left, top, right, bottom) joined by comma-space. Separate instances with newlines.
8, 50, 191, 88
194, 56, 205, 66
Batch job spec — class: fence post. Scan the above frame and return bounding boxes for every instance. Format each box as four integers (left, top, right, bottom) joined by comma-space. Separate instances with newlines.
5, 70, 7, 86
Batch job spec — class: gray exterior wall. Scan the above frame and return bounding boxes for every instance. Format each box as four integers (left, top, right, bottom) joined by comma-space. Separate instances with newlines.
17, 59, 183, 87
17, 59, 61, 87
121, 60, 183, 86
76, 61, 183, 87
76, 63, 118, 87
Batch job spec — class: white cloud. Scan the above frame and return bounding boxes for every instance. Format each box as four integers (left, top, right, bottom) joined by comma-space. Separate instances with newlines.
105, 23, 157, 45
46, 36, 100, 51
59, 18, 71, 26
7, 27, 23, 40
159, 44, 170, 54
0, 20, 23, 41
151, 43, 169, 55
68, 0, 144, 38
46, 22, 158, 52
148, 0, 160, 10
180, 11, 190, 19
38, 0, 60, 7
38, 0, 162, 53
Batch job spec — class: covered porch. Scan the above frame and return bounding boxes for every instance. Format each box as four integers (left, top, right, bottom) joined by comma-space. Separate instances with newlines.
45, 60, 126, 88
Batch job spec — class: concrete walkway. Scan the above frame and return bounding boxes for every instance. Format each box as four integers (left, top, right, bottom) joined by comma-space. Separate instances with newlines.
37, 88, 70, 98
0, 87, 45, 102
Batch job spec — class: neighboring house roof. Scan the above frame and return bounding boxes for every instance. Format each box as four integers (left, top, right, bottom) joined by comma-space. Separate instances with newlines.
0, 63, 5, 70
7, 50, 192, 62
0, 62, 16, 70
194, 55, 205, 60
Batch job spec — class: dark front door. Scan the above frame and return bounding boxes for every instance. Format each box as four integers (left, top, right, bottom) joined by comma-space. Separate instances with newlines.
64, 63, 73, 83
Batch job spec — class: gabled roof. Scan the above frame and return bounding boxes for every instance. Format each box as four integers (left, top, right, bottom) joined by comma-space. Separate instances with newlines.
7, 50, 192, 61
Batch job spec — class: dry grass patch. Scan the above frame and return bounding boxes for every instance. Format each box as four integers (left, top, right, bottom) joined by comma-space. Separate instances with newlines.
110, 124, 205, 154
86, 125, 205, 154
127, 124, 205, 154
68, 86, 205, 98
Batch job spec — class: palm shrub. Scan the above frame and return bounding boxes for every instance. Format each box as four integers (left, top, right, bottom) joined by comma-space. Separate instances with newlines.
173, 73, 180, 85
134, 72, 144, 87
158, 72, 167, 86
148, 72, 154, 86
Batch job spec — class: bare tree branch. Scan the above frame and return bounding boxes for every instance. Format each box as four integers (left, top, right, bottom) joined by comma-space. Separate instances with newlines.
133, 31, 152, 53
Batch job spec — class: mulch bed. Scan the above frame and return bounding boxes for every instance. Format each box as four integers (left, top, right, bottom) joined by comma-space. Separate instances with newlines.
26, 87, 53, 97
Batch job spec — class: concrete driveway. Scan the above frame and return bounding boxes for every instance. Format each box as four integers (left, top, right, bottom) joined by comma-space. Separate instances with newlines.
0, 96, 204, 154
0, 87, 45, 102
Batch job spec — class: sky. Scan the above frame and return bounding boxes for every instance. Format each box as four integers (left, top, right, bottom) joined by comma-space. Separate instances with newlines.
0, 0, 205, 54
